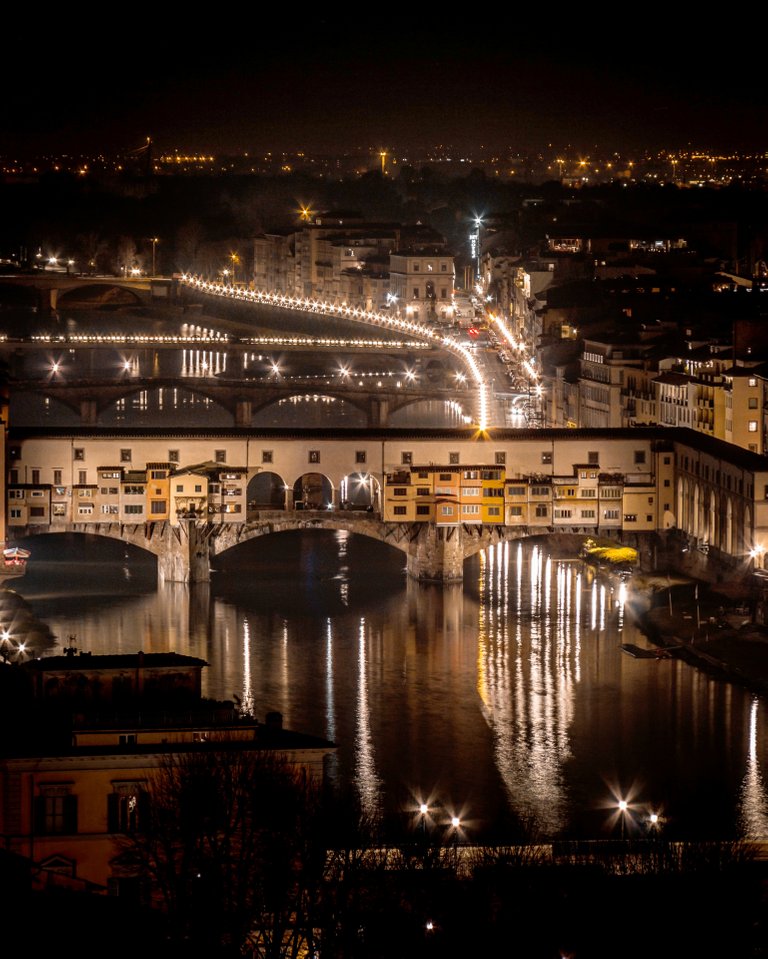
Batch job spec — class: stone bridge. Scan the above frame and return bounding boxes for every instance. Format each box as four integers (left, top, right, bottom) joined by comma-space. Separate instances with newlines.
0, 275, 156, 312
9, 375, 470, 428
12, 512, 539, 584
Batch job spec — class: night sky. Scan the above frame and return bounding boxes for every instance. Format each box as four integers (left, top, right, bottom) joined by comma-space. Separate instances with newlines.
4, 14, 767, 157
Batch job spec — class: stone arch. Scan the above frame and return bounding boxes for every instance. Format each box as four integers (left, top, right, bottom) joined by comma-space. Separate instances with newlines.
56, 283, 144, 310
692, 483, 701, 539
293, 472, 334, 510
247, 470, 288, 510
744, 504, 752, 558
102, 384, 232, 426
339, 471, 381, 511
251, 393, 367, 428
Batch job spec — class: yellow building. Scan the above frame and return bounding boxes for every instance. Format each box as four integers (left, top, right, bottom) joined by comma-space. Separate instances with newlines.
0, 653, 336, 897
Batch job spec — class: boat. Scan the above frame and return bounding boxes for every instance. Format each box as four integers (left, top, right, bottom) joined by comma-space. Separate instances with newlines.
0, 546, 30, 581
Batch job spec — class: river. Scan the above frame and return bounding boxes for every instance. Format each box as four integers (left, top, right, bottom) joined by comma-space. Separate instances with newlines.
13, 530, 768, 844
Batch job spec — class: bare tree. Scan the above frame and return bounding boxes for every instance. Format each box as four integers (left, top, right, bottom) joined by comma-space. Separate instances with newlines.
114, 744, 325, 958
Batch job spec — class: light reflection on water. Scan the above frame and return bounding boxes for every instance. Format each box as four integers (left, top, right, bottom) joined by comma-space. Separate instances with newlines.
16, 532, 768, 841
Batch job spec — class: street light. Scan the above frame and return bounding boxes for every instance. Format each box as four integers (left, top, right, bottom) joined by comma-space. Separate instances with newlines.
150, 237, 159, 277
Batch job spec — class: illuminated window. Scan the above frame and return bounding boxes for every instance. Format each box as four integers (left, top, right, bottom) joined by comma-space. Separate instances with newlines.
749, 421, 758, 432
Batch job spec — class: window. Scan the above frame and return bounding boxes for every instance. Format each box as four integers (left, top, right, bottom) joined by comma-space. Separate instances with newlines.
634, 450, 646, 465
749, 398, 759, 409
73, 448, 84, 461
462, 504, 480, 515
168, 450, 180, 463
30, 507, 45, 518
646, 514, 653, 522
215, 450, 226, 463
30, 490, 44, 498
150, 501, 166, 514
624, 514, 637, 523
99, 487, 118, 495
488, 506, 501, 517
664, 479, 670, 487
262, 450, 273, 464
393, 505, 407, 516
31, 469, 40, 485
441, 263, 447, 272
308, 450, 320, 464
401, 451, 413, 465
194, 485, 202, 493
416, 505, 430, 516
541, 451, 553, 465
507, 486, 526, 497
439, 473, 453, 482
413, 288, 420, 298
582, 489, 596, 498
463, 487, 480, 496
581, 509, 595, 519
509, 506, 523, 517
416, 487, 431, 496
9, 508, 21, 519
495, 451, 507, 466
604, 508, 619, 520
356, 451, 366, 464
535, 504, 548, 517
393, 488, 408, 497
531, 486, 550, 497
663, 456, 671, 465
9, 469, 18, 485
554, 509, 572, 519
78, 505, 93, 515
108, 783, 148, 834
588, 451, 599, 465
125, 504, 143, 515
35, 786, 77, 835
483, 487, 504, 497
120, 449, 132, 463
150, 470, 166, 480
176, 484, 184, 493
749, 421, 758, 432
9, 489, 22, 499
449, 452, 460, 465
52, 503, 66, 516
440, 505, 453, 516
749, 377, 757, 387
101, 505, 118, 515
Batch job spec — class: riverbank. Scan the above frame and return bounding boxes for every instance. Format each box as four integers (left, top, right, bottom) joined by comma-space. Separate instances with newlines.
629, 569, 768, 696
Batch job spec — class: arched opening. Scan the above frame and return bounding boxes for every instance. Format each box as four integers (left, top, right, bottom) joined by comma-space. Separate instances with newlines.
693, 484, 700, 539
293, 472, 334, 510
56, 284, 143, 310
103, 387, 232, 427
252, 394, 366, 428
725, 497, 734, 556
339, 472, 380, 511
389, 399, 471, 428
247, 471, 287, 510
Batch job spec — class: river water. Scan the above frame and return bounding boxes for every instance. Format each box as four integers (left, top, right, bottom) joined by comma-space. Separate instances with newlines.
14, 530, 768, 844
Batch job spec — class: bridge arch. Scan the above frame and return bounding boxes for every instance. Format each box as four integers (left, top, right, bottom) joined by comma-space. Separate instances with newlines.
250, 393, 368, 428
56, 283, 145, 310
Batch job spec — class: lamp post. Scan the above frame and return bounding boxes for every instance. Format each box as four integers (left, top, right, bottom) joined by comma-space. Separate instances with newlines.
150, 237, 159, 277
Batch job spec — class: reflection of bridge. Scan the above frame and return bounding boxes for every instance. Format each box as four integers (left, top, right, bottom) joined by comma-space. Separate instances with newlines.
13, 512, 535, 584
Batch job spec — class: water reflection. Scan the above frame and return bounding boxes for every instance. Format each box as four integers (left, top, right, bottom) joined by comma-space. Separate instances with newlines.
16, 533, 768, 840
738, 697, 768, 839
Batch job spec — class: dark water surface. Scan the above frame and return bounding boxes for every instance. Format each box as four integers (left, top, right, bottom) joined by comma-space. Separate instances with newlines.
14, 531, 768, 843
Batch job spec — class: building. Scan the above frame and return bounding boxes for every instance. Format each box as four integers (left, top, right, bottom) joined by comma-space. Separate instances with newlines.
0, 651, 336, 897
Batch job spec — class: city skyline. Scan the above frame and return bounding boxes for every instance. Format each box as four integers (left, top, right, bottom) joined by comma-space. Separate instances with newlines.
5, 14, 767, 158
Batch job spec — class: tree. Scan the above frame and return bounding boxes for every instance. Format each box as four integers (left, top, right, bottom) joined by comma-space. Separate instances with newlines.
114, 743, 325, 958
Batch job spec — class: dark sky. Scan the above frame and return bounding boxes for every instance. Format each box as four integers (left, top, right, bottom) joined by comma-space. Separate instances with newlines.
4, 14, 767, 157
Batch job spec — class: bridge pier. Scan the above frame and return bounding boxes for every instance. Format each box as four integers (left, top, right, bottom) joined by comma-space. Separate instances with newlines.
80, 398, 99, 425
157, 520, 212, 584
406, 525, 465, 583
234, 398, 252, 427
367, 396, 390, 427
